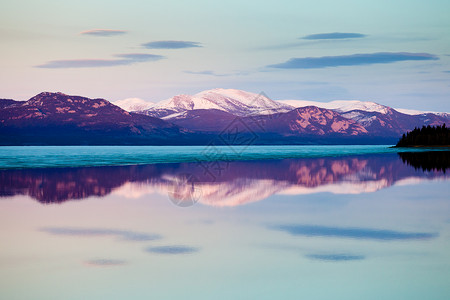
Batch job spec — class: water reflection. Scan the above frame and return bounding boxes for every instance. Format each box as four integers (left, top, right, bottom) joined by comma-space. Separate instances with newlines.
1, 152, 450, 300
40, 227, 162, 241
398, 151, 450, 173
1, 152, 448, 206
270, 224, 438, 240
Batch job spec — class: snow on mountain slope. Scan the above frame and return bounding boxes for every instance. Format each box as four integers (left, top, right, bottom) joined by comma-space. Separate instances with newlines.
280, 99, 449, 135
279, 99, 390, 114
142, 88, 294, 118
395, 108, 450, 117
279, 99, 449, 116
136, 89, 449, 118
114, 98, 154, 112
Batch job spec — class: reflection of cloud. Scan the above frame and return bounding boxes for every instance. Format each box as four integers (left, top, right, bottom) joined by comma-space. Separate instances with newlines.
268, 52, 439, 69
84, 259, 127, 266
145, 245, 199, 254
40, 227, 162, 241
301, 32, 367, 40
36, 53, 165, 68
142, 40, 202, 49
271, 224, 438, 240
80, 29, 127, 37
306, 253, 365, 261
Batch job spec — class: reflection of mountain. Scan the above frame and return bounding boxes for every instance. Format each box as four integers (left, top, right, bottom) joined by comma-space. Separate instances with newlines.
1, 153, 448, 206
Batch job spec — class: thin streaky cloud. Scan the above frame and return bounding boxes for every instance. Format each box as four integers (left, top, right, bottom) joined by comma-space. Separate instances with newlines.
184, 70, 248, 77
80, 29, 127, 37
145, 245, 199, 255
306, 253, 365, 261
35, 53, 165, 69
268, 52, 439, 69
184, 70, 222, 76
301, 32, 367, 40
115, 53, 164, 61
84, 259, 127, 266
143, 40, 202, 49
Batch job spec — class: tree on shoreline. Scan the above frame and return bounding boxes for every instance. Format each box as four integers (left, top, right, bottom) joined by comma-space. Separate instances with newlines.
395, 124, 449, 147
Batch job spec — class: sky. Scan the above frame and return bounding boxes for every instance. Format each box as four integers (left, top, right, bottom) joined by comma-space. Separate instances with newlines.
1, 0, 450, 112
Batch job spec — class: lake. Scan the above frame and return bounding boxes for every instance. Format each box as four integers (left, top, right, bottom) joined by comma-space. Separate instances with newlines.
0, 146, 449, 300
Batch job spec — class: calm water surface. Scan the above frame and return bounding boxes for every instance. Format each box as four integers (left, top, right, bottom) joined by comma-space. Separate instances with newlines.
0, 146, 449, 300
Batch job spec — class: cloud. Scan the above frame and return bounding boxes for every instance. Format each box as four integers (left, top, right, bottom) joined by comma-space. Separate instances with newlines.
184, 70, 247, 77
184, 70, 225, 76
305, 253, 365, 261
145, 245, 199, 255
142, 40, 202, 49
268, 52, 439, 69
36, 53, 165, 68
443, 71, 450, 73
115, 53, 163, 61
40, 227, 162, 241
270, 224, 437, 240
80, 29, 127, 37
84, 259, 127, 266
301, 32, 367, 40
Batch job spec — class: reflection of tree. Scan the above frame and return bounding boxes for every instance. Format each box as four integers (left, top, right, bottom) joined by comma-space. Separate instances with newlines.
398, 151, 450, 173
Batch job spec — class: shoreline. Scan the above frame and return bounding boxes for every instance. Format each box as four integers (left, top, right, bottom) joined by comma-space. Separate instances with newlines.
391, 145, 450, 148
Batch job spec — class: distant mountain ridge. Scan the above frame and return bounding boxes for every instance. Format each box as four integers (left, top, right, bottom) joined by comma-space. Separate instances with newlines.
118, 88, 448, 117
279, 99, 391, 114
1, 89, 449, 145
137, 88, 294, 118
134, 88, 449, 140
0, 92, 190, 145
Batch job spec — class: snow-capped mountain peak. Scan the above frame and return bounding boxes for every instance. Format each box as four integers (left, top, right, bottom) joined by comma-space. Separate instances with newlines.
114, 98, 154, 112
143, 88, 294, 118
278, 99, 391, 114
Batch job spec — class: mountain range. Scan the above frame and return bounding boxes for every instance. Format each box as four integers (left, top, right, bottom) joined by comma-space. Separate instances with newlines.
1, 89, 448, 145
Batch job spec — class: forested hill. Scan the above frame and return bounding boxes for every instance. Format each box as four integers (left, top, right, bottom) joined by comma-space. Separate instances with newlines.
395, 124, 450, 147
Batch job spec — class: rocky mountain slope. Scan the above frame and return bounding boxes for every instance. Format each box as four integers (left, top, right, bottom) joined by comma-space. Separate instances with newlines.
1, 89, 449, 145
0, 92, 188, 145
138, 89, 449, 141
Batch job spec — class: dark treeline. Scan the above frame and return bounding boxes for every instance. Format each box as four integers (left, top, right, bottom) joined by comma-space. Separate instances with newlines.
396, 124, 450, 147
398, 151, 450, 173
